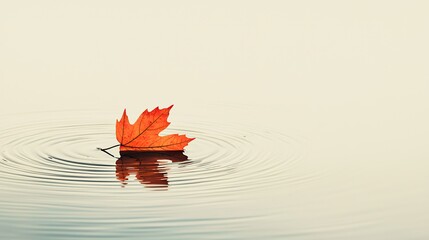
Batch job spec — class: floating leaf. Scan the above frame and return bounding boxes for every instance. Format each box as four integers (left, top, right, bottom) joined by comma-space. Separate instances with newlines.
116, 105, 194, 152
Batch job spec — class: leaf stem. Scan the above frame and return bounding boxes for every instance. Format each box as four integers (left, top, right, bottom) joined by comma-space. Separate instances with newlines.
98, 144, 120, 151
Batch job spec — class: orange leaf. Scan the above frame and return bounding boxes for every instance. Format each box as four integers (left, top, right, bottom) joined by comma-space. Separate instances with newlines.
116, 105, 194, 152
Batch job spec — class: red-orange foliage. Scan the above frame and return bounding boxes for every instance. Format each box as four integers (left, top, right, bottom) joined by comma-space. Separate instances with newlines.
116, 105, 194, 152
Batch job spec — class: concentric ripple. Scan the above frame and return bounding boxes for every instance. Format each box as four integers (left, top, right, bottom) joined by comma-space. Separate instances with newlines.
169, 121, 311, 195
0, 110, 316, 240
0, 111, 310, 195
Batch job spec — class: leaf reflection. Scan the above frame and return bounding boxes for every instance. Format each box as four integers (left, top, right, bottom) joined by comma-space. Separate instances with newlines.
115, 151, 188, 189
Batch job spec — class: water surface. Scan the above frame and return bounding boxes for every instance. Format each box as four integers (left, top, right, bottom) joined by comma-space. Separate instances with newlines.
0, 104, 428, 239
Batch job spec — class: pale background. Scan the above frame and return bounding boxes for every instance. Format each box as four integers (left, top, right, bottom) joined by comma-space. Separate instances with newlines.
1, 0, 427, 113
1, 1, 429, 239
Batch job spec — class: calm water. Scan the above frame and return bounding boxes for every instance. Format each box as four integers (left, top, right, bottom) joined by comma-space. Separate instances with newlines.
0, 104, 428, 239
0, 106, 305, 239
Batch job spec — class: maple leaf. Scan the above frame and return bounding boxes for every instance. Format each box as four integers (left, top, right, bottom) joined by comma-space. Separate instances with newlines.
116, 105, 194, 152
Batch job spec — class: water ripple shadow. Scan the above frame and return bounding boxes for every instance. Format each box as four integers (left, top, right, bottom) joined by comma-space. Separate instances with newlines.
115, 151, 189, 189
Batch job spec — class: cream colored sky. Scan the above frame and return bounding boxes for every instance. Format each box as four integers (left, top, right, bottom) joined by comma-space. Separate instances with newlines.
0, 1, 428, 113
